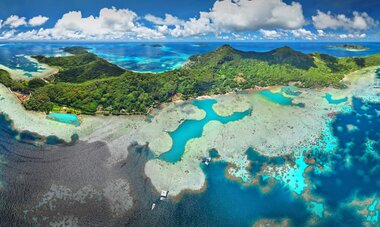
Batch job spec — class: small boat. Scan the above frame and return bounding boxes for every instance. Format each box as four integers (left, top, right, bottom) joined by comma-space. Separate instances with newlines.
151, 203, 156, 210
160, 190, 169, 200
201, 157, 212, 165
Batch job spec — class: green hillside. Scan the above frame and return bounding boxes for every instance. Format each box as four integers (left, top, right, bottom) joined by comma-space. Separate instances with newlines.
1, 45, 379, 115
33, 47, 125, 83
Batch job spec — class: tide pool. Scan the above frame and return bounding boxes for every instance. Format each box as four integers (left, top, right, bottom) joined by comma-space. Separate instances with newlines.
46, 113, 81, 126
259, 90, 293, 105
324, 93, 348, 104
160, 99, 251, 163
281, 86, 302, 96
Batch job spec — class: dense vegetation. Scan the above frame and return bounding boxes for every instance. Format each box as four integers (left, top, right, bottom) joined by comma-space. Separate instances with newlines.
0, 69, 47, 92
33, 47, 125, 83
1, 45, 380, 115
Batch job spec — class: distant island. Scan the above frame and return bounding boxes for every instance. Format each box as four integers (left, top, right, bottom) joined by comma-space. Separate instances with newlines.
1, 45, 380, 115
140, 43, 163, 48
192, 43, 209, 47
329, 44, 369, 51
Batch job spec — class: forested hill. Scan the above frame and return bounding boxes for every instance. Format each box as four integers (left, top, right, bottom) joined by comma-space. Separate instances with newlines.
33, 47, 125, 83
1, 45, 380, 115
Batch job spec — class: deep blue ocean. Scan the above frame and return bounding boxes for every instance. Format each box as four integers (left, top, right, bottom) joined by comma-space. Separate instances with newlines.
0, 42, 379, 226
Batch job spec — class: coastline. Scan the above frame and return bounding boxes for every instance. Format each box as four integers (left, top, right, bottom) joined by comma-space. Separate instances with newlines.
143, 66, 379, 197
0, 65, 379, 199
0, 56, 59, 81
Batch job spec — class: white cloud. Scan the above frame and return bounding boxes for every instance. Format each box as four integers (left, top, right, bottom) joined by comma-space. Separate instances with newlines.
3, 15, 27, 28
314, 29, 366, 39
259, 29, 287, 39
28, 15, 49, 27
312, 10, 378, 31
291, 28, 316, 40
146, 0, 305, 38
338, 33, 367, 39
14, 7, 165, 40
169, 12, 215, 37
145, 13, 185, 26
0, 4, 375, 41
0, 30, 16, 39
209, 0, 305, 31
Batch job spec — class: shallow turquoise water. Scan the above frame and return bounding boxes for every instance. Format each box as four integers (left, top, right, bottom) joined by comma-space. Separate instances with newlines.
259, 89, 304, 107
46, 113, 80, 126
259, 90, 293, 105
160, 99, 251, 163
324, 93, 348, 104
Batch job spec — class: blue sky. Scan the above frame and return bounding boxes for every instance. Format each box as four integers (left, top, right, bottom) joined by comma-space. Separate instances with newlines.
0, 0, 379, 41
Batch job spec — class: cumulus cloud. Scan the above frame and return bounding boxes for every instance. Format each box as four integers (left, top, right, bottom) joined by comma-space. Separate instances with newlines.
3, 15, 27, 28
315, 29, 366, 39
0, 30, 16, 39
14, 7, 165, 40
259, 29, 287, 39
338, 33, 367, 39
291, 28, 316, 40
312, 10, 378, 31
28, 15, 49, 27
209, 0, 305, 31
145, 13, 185, 26
0, 3, 375, 41
146, 0, 305, 38
169, 12, 215, 37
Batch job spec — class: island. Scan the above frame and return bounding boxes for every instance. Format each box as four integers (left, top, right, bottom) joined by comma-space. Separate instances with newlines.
140, 43, 164, 48
328, 44, 369, 51
0, 44, 379, 226
1, 45, 380, 116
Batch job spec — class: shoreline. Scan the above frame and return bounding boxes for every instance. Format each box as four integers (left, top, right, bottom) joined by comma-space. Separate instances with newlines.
0, 66, 379, 199
0, 56, 59, 81
143, 66, 379, 197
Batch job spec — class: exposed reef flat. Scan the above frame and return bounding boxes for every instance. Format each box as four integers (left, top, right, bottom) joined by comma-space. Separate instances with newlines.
0, 65, 379, 198
0, 82, 205, 161
0, 56, 58, 80
145, 67, 380, 196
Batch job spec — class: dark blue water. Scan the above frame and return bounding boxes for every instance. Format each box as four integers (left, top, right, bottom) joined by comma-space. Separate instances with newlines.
310, 98, 380, 207
1, 42, 380, 74
174, 162, 310, 227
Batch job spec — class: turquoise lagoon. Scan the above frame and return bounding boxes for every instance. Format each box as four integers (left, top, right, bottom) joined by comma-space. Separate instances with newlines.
160, 99, 251, 163
324, 93, 348, 104
259, 89, 304, 107
46, 113, 81, 126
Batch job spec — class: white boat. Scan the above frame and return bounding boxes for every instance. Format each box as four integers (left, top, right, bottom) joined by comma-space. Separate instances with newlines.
160, 190, 169, 200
